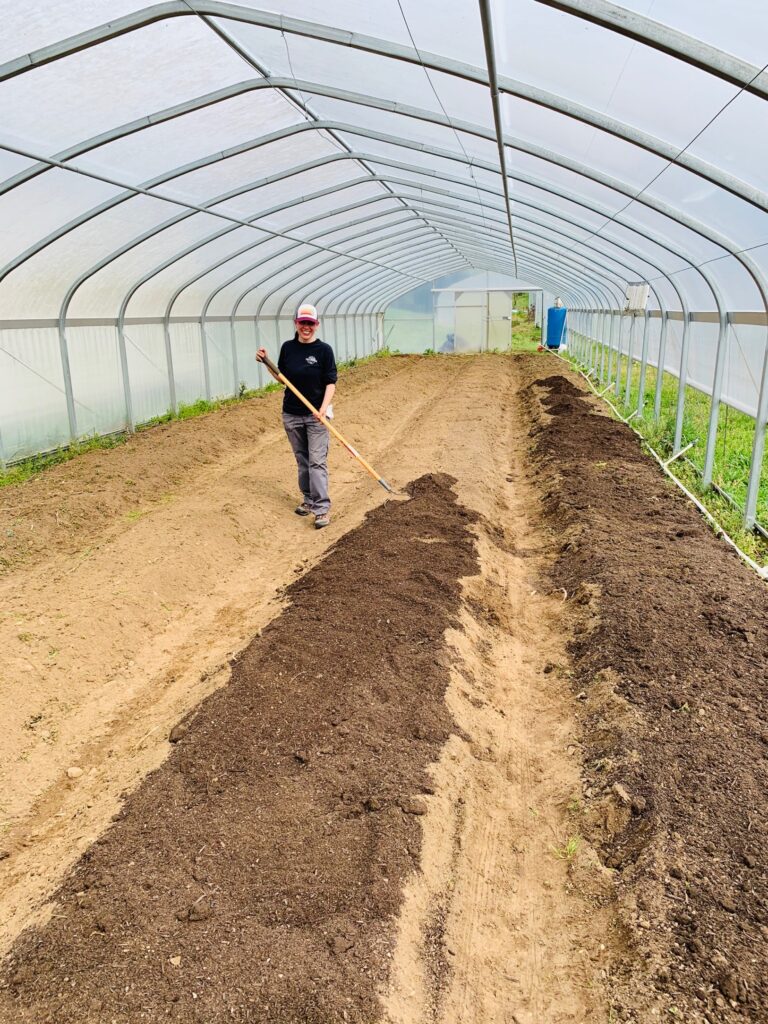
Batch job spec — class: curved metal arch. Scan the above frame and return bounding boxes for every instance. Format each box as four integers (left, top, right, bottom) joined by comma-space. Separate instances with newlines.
180, 155, 716, 327
161, 215, 434, 404
411, 201, 676, 288
103, 116, 722, 326
50, 135, 490, 325
143, 163, 716, 376
267, 254, 467, 346
202, 210, 460, 320
16, 99, 753, 331
209, 222, 448, 386
202, 216, 434, 322
316, 241, 477, 309
514, 250, 624, 311
260, 236, 467, 319
271, 242, 469, 321
423, 226, 671, 333
19, 86, 759, 323
219, 220, 466, 328
533, 0, 768, 97
8, 74, 765, 306
117, 174, 408, 324
196, 232, 463, 394
3, 2, 765, 204
511, 230, 669, 319
5, 0, 760, 95
216, 174, 699, 359
393, 201, 684, 309
11, 83, 756, 449
224, 226, 468, 328
266, 241, 457, 325
171, 150, 715, 329
299, 253, 476, 319
482, 236, 628, 300
414, 212, 703, 383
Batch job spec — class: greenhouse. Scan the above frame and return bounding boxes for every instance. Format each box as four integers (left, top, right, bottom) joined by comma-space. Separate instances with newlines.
0, 2, 767, 1022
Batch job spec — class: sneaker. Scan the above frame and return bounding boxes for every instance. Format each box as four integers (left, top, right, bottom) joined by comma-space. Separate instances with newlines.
294, 502, 312, 517
314, 512, 330, 529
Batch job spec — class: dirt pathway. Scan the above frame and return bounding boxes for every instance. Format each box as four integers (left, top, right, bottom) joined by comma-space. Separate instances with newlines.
383, 358, 616, 1024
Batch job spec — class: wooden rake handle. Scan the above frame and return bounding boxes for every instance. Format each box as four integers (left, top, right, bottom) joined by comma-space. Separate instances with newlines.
259, 353, 395, 494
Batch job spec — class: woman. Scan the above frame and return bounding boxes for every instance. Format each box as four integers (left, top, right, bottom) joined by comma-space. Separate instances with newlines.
256, 303, 337, 529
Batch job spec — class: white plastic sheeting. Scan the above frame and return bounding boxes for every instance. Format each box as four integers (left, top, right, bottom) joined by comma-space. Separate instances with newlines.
0, 0, 767, 485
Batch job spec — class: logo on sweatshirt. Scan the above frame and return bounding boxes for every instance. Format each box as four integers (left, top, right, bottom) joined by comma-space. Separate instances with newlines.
305, 355, 318, 365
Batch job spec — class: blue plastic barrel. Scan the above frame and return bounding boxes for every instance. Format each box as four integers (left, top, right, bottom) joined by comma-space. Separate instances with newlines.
545, 306, 567, 349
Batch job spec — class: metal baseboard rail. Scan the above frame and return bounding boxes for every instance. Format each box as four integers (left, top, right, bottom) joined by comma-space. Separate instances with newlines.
545, 349, 768, 583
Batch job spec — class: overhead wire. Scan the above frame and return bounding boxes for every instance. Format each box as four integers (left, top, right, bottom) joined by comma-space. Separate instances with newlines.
394, 0, 496, 266
177, 1, 461, 293
278, 25, 466, 273
569, 53, 768, 259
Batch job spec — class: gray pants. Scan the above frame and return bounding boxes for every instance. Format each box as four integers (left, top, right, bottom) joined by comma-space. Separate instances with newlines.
282, 412, 331, 514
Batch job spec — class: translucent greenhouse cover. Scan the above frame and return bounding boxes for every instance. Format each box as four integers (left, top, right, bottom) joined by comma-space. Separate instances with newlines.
0, 0, 767, 327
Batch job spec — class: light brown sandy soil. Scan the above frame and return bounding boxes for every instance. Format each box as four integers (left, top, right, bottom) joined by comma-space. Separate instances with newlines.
0, 353, 619, 1020
381, 358, 618, 1023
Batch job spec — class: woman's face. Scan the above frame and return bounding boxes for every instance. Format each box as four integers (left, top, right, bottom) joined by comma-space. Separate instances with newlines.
295, 318, 319, 343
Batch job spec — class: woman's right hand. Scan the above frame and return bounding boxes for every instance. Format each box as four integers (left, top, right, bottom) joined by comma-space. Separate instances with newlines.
255, 347, 267, 363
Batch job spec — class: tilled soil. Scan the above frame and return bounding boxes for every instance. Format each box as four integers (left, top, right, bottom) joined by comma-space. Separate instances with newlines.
3, 352, 767, 1024
0, 474, 478, 1023
520, 358, 768, 1023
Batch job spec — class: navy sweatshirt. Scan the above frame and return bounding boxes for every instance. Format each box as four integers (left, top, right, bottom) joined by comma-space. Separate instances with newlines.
277, 337, 338, 415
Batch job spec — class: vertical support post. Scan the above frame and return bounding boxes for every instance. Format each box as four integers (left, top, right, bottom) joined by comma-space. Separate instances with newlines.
702, 313, 730, 487
744, 324, 768, 527
614, 314, 625, 397
673, 313, 692, 454
599, 310, 607, 381
254, 316, 265, 389
593, 310, 599, 370
636, 310, 651, 418
57, 322, 79, 441
162, 319, 178, 414
654, 312, 669, 421
624, 313, 637, 406
116, 322, 135, 431
606, 311, 615, 380
199, 321, 212, 401
230, 317, 240, 397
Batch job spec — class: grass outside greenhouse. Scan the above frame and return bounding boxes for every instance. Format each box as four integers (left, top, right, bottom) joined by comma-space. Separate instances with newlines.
563, 342, 768, 566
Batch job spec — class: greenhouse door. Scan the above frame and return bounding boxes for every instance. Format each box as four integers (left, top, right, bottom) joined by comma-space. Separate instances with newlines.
454, 291, 486, 352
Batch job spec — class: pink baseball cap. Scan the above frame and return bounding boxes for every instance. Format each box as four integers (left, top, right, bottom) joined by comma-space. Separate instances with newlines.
295, 303, 319, 324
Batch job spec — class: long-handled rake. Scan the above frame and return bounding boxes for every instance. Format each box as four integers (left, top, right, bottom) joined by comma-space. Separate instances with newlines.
259, 352, 396, 494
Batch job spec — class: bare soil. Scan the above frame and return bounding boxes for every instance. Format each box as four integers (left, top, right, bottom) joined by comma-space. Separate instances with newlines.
1, 352, 765, 1023
520, 358, 768, 1022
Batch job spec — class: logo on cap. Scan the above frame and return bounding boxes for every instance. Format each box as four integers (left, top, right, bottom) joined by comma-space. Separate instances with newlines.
296, 303, 319, 323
